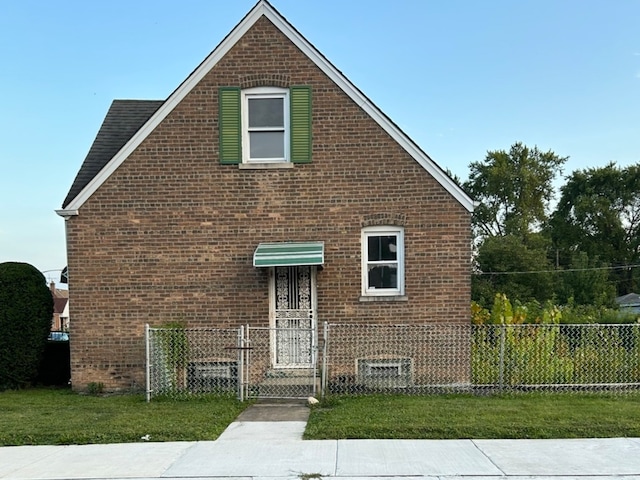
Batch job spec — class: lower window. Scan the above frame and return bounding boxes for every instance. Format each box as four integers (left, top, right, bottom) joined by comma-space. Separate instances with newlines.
361, 226, 404, 296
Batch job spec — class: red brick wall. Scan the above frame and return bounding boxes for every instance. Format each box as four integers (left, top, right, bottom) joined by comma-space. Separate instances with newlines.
65, 17, 471, 391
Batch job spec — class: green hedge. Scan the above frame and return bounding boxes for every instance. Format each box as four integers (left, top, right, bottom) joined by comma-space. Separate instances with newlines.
0, 262, 53, 389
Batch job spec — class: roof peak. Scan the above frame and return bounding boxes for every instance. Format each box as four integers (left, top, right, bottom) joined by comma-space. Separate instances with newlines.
59, 1, 473, 214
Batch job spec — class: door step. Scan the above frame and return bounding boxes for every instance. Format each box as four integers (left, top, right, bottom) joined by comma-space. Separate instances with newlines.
253, 369, 318, 398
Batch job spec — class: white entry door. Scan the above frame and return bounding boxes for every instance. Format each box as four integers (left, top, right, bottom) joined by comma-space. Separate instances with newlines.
270, 266, 316, 368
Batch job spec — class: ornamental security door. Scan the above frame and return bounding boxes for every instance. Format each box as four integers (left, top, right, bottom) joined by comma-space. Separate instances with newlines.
269, 266, 317, 368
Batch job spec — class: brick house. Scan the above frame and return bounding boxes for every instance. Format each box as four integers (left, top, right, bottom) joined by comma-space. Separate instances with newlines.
49, 281, 69, 335
57, 0, 473, 392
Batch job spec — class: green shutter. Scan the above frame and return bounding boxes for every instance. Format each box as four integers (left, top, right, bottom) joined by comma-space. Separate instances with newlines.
219, 87, 241, 164
290, 86, 312, 163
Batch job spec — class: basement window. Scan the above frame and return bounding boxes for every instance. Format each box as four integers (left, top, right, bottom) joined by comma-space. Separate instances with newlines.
357, 358, 412, 388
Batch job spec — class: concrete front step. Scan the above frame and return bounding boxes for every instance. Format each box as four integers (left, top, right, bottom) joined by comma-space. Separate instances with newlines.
252, 369, 319, 398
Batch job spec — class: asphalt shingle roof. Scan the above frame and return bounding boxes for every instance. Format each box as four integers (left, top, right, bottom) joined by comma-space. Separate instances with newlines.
62, 100, 164, 208
53, 297, 68, 315
615, 292, 640, 306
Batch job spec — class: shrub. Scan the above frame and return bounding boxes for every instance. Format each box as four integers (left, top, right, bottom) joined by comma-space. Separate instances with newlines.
87, 382, 105, 395
0, 262, 53, 389
157, 322, 189, 392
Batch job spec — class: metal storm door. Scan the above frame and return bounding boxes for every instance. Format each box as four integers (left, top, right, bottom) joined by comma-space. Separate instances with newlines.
270, 266, 316, 368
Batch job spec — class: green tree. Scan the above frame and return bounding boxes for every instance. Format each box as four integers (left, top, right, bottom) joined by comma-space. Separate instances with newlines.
473, 234, 555, 306
466, 143, 567, 305
554, 251, 616, 306
466, 142, 568, 239
550, 163, 640, 296
0, 262, 53, 389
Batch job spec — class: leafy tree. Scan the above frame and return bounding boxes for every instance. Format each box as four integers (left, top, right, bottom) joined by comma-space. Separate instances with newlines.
473, 234, 555, 307
465, 142, 567, 239
0, 262, 53, 389
549, 163, 640, 296
554, 251, 616, 307
466, 143, 566, 305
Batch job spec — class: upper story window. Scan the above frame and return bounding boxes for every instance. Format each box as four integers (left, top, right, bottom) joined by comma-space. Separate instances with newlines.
243, 87, 288, 163
361, 226, 404, 297
219, 85, 312, 166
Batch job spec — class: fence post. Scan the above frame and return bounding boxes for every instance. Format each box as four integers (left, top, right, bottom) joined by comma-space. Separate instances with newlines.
238, 325, 244, 402
322, 321, 328, 397
145, 324, 151, 403
498, 324, 506, 391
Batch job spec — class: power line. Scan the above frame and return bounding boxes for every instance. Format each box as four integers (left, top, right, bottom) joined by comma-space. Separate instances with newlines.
474, 263, 640, 276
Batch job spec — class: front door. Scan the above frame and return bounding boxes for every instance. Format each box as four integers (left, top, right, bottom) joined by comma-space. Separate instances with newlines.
270, 266, 316, 368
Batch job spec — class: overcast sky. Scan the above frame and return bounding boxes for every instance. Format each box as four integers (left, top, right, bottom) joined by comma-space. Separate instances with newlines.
1, 0, 639, 284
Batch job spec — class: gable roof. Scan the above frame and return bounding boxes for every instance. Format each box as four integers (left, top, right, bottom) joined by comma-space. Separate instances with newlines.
53, 297, 69, 315
62, 100, 164, 208
615, 293, 640, 306
58, 0, 474, 215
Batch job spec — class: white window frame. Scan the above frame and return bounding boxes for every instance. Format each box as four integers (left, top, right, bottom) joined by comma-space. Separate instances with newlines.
361, 226, 405, 296
241, 87, 289, 163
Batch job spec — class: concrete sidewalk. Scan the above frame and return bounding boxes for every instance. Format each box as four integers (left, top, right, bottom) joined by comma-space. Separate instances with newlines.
1, 402, 640, 479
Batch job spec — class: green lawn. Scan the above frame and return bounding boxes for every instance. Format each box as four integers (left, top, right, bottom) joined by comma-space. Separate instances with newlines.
0, 389, 246, 446
2, 388, 639, 446
305, 392, 640, 439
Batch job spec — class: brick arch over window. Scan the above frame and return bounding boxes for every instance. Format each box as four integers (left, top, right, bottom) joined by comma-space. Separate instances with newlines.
361, 213, 407, 228
239, 73, 291, 89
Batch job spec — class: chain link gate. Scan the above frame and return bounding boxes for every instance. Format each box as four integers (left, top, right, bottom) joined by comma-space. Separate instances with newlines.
240, 325, 319, 400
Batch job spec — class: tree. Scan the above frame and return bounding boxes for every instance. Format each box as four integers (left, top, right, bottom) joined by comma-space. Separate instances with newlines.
465, 142, 567, 305
465, 142, 568, 239
0, 262, 53, 389
554, 251, 616, 307
549, 163, 640, 296
472, 233, 555, 307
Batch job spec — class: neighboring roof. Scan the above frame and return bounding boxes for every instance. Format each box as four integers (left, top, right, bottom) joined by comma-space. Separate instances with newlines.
53, 297, 68, 315
62, 100, 164, 208
53, 288, 69, 299
615, 293, 640, 306
58, 0, 474, 214
49, 281, 69, 298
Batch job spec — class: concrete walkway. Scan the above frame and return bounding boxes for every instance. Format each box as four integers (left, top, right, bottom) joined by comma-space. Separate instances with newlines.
1, 402, 640, 480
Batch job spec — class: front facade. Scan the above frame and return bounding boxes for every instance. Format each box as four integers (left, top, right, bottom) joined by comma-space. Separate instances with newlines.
58, 1, 473, 392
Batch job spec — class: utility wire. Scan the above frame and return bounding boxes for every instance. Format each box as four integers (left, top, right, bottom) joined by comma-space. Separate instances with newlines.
474, 263, 640, 276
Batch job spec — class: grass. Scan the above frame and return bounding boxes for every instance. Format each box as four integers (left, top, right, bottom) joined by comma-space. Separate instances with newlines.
305, 392, 640, 440
2, 389, 640, 445
0, 388, 247, 446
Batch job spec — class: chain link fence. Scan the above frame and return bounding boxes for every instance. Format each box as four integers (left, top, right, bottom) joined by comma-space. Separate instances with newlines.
146, 323, 640, 400
146, 325, 317, 401
146, 325, 241, 400
472, 324, 640, 392
321, 323, 471, 394
322, 323, 640, 394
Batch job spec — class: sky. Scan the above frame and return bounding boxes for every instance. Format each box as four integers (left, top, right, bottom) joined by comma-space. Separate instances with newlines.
1, 0, 639, 285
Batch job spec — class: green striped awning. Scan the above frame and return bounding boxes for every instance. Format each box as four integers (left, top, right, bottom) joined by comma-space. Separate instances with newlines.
253, 242, 324, 267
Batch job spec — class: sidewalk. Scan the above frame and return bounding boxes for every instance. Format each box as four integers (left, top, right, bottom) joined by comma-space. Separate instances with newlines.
1, 402, 640, 479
